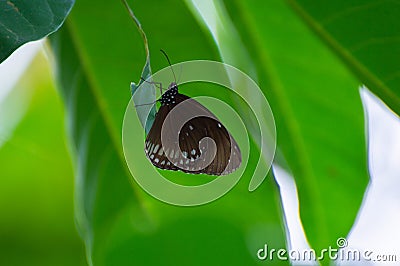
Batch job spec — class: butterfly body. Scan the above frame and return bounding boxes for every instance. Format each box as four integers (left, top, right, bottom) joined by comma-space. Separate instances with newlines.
144, 82, 241, 175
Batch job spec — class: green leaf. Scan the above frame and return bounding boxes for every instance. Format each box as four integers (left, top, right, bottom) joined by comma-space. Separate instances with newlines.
287, 0, 400, 118
49, 26, 150, 266
0, 0, 74, 63
219, 0, 369, 255
130, 62, 156, 134
185, 0, 273, 191
49, 0, 288, 265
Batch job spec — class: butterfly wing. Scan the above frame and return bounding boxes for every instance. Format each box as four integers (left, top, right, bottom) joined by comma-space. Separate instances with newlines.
145, 93, 241, 175
145, 101, 179, 171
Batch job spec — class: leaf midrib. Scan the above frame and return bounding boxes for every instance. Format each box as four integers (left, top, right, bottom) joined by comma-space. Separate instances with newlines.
287, 0, 400, 117
64, 17, 147, 208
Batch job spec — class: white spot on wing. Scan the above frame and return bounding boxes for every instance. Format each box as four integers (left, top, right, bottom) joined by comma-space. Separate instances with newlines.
149, 143, 154, 154
191, 149, 196, 155
189, 125, 194, 130
153, 144, 159, 154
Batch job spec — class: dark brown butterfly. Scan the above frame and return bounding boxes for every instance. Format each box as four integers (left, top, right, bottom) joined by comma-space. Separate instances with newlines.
143, 52, 241, 175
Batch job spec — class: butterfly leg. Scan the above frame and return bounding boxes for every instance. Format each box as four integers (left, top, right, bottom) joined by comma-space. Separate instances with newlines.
140, 77, 166, 94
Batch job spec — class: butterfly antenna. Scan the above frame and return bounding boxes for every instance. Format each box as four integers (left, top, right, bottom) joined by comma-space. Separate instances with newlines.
160, 49, 177, 83
177, 64, 183, 84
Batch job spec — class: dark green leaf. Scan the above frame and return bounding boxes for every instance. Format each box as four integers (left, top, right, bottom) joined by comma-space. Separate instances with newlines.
0, 0, 74, 63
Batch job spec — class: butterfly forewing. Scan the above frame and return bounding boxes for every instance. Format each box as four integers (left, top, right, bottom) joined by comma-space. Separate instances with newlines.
144, 88, 241, 175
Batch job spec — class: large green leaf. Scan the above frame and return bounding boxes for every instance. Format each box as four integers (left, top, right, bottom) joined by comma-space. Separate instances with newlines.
49, 0, 287, 265
0, 0, 74, 63
219, 0, 369, 255
288, 0, 400, 118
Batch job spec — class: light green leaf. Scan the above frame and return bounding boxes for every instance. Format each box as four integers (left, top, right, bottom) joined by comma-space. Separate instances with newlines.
288, 0, 400, 118
220, 0, 369, 255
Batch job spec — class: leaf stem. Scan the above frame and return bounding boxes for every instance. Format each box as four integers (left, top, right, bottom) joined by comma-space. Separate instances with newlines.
121, 0, 150, 63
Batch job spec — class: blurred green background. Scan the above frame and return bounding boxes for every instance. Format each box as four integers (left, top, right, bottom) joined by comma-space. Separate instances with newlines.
0, 52, 86, 265
1, 0, 399, 265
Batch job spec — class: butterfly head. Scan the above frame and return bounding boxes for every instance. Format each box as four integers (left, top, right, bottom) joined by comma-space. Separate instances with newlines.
159, 82, 178, 106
